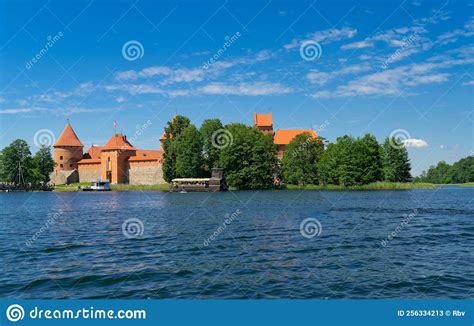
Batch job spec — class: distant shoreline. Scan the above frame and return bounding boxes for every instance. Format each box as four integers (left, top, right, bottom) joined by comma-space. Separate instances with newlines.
49, 182, 445, 192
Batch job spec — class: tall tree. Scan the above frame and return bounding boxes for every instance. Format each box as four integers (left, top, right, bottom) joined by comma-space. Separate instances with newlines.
0, 139, 32, 183
199, 118, 224, 174
249, 132, 277, 189
353, 134, 384, 184
162, 115, 191, 182
319, 134, 384, 186
31, 145, 55, 183
381, 137, 412, 182
281, 133, 324, 185
174, 125, 203, 178
318, 142, 339, 185
218, 124, 276, 189
319, 135, 357, 186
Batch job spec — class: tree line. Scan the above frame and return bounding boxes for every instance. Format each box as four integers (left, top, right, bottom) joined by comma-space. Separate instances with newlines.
414, 156, 473, 184
0, 139, 55, 183
162, 115, 412, 189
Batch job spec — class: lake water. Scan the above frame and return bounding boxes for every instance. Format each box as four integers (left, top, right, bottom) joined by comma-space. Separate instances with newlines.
0, 188, 472, 299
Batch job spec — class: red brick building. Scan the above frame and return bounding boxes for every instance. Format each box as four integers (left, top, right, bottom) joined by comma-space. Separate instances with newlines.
50, 122, 164, 185
254, 112, 318, 159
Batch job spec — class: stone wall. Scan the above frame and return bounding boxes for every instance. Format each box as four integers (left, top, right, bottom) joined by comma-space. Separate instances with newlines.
78, 167, 101, 183
129, 164, 165, 185
49, 169, 79, 185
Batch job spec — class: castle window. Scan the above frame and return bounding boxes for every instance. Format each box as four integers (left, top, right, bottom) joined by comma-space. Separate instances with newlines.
60, 164, 63, 168
60, 156, 63, 160
69, 164, 73, 168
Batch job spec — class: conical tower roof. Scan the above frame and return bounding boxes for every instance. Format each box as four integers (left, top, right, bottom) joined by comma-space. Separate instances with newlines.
102, 134, 135, 151
54, 122, 83, 147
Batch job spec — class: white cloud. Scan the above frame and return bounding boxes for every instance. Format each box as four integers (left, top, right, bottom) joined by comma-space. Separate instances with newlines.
306, 64, 371, 85
114, 50, 273, 86
436, 17, 474, 45
341, 40, 374, 50
115, 66, 204, 84
105, 84, 191, 97
0, 108, 34, 114
463, 80, 474, 86
311, 54, 471, 98
306, 70, 333, 85
199, 82, 292, 96
403, 138, 428, 148
284, 27, 357, 50
115, 96, 126, 103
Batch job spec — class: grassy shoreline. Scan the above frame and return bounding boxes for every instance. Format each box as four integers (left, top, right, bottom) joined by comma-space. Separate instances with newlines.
282, 182, 437, 191
53, 181, 438, 192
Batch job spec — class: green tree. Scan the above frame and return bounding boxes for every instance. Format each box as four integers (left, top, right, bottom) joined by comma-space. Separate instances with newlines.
31, 145, 55, 183
318, 142, 339, 185
353, 134, 384, 184
319, 136, 357, 186
381, 137, 411, 182
281, 133, 324, 185
249, 132, 277, 189
0, 139, 32, 183
450, 156, 474, 183
319, 134, 384, 186
218, 124, 277, 189
162, 115, 191, 182
199, 118, 224, 174
415, 157, 474, 184
174, 125, 203, 178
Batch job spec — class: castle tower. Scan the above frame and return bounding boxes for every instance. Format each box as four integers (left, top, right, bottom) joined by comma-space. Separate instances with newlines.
53, 121, 84, 171
254, 112, 274, 134
100, 134, 136, 184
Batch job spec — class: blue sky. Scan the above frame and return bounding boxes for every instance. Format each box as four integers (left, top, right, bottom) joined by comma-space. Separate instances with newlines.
0, 0, 472, 175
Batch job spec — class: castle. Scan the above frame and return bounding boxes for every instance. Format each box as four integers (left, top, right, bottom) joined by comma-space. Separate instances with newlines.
50, 113, 317, 185
50, 122, 164, 185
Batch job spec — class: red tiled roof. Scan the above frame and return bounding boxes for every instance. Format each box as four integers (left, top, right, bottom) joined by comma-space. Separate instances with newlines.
77, 158, 101, 164
85, 145, 102, 159
102, 134, 135, 151
54, 122, 83, 147
129, 149, 162, 161
254, 112, 273, 127
273, 129, 318, 145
